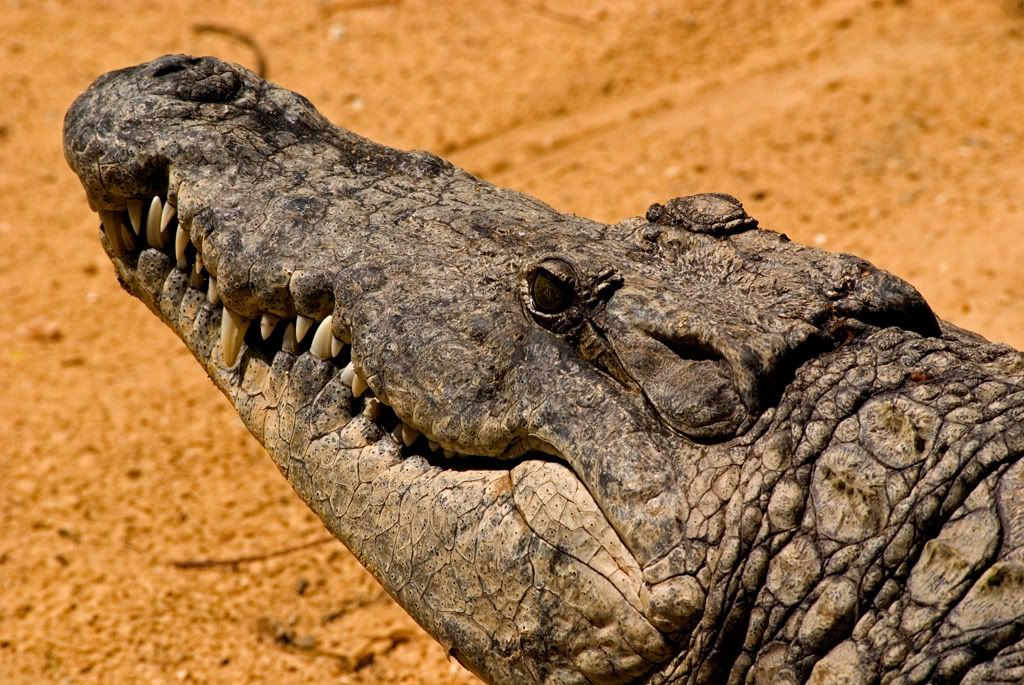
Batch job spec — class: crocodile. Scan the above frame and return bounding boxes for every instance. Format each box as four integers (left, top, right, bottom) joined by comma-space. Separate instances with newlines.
63, 55, 1024, 684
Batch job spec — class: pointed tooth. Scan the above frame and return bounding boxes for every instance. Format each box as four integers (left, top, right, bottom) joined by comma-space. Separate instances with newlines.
310, 315, 334, 359
282, 322, 298, 354
295, 315, 315, 342
145, 196, 164, 248
339, 362, 355, 387
390, 424, 403, 442
362, 397, 382, 421
160, 201, 176, 231
190, 260, 204, 288
126, 199, 143, 234
351, 371, 368, 398
220, 307, 248, 367
99, 210, 126, 256
260, 313, 279, 340
331, 335, 343, 357
443, 448, 456, 458
427, 439, 439, 452
174, 225, 189, 269
401, 424, 420, 447
233, 313, 250, 357
207, 276, 220, 305
159, 202, 176, 245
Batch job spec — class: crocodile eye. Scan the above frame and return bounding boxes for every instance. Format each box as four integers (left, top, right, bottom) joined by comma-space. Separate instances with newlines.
530, 259, 576, 314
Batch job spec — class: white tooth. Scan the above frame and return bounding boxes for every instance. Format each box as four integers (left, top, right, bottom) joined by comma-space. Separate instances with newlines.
401, 424, 420, 447
207, 276, 220, 305
339, 362, 355, 386
351, 371, 368, 398
99, 210, 126, 255
234, 314, 250, 356
174, 225, 189, 269
160, 201, 176, 231
295, 315, 315, 342
159, 202, 176, 246
331, 335, 344, 357
427, 439, 439, 452
220, 307, 248, 367
146, 196, 164, 248
126, 199, 143, 234
260, 313, 279, 340
190, 259, 204, 288
443, 448, 456, 458
362, 397, 382, 421
282, 322, 298, 354
310, 315, 334, 359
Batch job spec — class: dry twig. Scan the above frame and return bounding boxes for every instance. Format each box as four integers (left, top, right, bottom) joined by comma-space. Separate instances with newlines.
192, 24, 269, 78
171, 535, 337, 570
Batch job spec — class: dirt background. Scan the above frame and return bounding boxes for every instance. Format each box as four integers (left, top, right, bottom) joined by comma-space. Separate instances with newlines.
1, 1, 1022, 683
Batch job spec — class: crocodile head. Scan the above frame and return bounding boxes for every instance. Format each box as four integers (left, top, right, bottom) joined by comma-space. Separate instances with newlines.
65, 55, 1024, 685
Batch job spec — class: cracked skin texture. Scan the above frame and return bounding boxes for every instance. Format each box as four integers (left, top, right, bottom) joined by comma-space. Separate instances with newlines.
62, 55, 1024, 684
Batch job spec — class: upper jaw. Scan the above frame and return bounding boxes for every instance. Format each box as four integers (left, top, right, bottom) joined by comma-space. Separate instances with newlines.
94, 183, 508, 464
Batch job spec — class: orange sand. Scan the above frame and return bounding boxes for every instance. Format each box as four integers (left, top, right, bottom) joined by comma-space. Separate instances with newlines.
2, 1, 1022, 682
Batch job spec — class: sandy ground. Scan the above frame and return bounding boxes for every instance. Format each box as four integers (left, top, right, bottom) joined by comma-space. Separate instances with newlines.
1, 1, 1023, 683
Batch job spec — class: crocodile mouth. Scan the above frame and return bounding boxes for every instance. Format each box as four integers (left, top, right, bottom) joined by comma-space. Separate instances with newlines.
95, 187, 528, 464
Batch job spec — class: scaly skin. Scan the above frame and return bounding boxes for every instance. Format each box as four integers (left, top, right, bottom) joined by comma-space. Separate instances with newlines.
64, 55, 1024, 684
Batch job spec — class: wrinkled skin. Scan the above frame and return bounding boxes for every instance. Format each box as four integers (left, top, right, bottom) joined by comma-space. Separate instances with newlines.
64, 55, 1024, 684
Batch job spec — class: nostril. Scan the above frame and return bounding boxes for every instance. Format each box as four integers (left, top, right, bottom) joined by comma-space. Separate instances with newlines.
150, 57, 200, 78
151, 64, 186, 78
